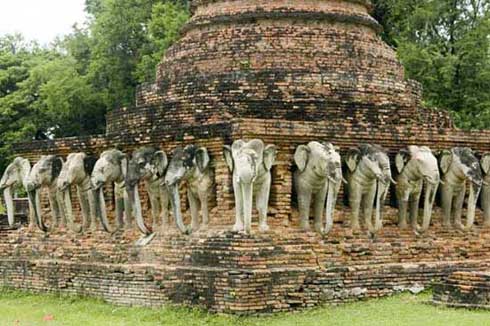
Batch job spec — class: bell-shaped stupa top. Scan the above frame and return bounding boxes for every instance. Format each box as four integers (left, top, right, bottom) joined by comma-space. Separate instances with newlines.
112, 0, 448, 136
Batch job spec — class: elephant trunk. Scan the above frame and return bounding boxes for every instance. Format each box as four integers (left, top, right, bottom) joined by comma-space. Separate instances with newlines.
169, 184, 188, 234
324, 180, 337, 234
457, 183, 479, 232
129, 184, 152, 235
60, 188, 82, 233
415, 181, 437, 234
367, 181, 383, 234
3, 186, 14, 226
94, 187, 112, 233
28, 189, 47, 232
241, 182, 253, 235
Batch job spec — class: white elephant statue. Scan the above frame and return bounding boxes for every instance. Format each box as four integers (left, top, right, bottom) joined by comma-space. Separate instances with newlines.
294, 142, 344, 234
25, 155, 65, 232
0, 157, 32, 227
395, 146, 440, 234
164, 145, 214, 234
57, 152, 98, 233
223, 139, 277, 235
439, 147, 483, 231
91, 149, 131, 233
480, 153, 490, 227
345, 144, 394, 234
126, 147, 170, 236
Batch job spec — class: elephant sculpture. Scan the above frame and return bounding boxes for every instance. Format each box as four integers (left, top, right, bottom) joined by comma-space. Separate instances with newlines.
480, 153, 490, 227
91, 149, 131, 233
25, 155, 64, 232
223, 139, 277, 235
164, 145, 214, 234
345, 144, 394, 234
125, 147, 169, 237
57, 153, 98, 233
0, 157, 32, 227
395, 146, 440, 234
294, 141, 344, 234
440, 147, 483, 231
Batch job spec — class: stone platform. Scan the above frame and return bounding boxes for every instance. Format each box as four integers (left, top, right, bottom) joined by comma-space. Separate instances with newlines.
433, 271, 490, 310
1, 209, 490, 314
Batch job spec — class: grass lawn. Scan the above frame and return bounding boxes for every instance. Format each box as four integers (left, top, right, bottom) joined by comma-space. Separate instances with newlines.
1, 289, 490, 326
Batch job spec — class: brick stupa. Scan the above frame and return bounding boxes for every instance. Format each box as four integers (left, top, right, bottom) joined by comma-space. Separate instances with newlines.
4, 0, 490, 314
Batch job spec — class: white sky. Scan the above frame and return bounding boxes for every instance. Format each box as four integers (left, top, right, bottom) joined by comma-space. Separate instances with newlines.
0, 0, 87, 44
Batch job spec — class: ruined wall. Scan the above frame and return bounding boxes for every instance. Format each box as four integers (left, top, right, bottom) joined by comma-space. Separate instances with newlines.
433, 272, 490, 309
2, 218, 490, 313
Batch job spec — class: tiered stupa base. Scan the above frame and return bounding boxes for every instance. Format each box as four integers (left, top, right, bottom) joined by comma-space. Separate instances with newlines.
2, 209, 490, 314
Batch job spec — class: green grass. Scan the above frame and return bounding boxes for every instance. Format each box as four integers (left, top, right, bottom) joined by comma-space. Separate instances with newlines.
1, 289, 490, 326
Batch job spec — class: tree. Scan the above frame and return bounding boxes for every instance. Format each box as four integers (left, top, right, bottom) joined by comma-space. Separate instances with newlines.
85, 0, 189, 110
135, 2, 189, 82
372, 0, 490, 129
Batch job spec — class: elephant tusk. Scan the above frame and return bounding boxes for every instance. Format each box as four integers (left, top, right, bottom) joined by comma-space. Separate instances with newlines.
342, 177, 348, 185
3, 186, 15, 226
390, 177, 397, 185
327, 176, 340, 185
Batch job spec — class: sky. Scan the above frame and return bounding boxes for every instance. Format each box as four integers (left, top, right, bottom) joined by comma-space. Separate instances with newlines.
0, 0, 87, 45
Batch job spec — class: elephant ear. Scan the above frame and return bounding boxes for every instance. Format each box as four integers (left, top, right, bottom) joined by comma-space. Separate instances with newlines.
108, 150, 126, 164
83, 156, 98, 176
481, 153, 490, 174
223, 145, 234, 172
346, 148, 361, 172
395, 149, 410, 173
294, 145, 310, 172
263, 144, 277, 171
439, 150, 453, 174
51, 156, 63, 180
153, 151, 168, 177
196, 147, 210, 172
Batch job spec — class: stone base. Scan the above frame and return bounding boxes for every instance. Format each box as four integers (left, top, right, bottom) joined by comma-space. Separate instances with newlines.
433, 271, 490, 310
1, 210, 490, 314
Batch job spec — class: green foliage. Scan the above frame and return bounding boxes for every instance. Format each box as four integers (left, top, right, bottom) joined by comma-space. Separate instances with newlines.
1, 290, 490, 326
0, 2, 190, 171
373, 0, 490, 129
85, 0, 188, 109
135, 2, 189, 82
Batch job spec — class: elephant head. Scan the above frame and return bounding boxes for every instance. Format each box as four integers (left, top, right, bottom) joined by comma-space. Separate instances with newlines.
126, 147, 168, 236
0, 157, 31, 226
91, 149, 128, 232
25, 155, 64, 232
294, 141, 344, 234
57, 153, 97, 233
440, 147, 483, 232
164, 145, 211, 234
223, 139, 277, 234
480, 153, 490, 227
346, 144, 392, 234
395, 146, 440, 233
